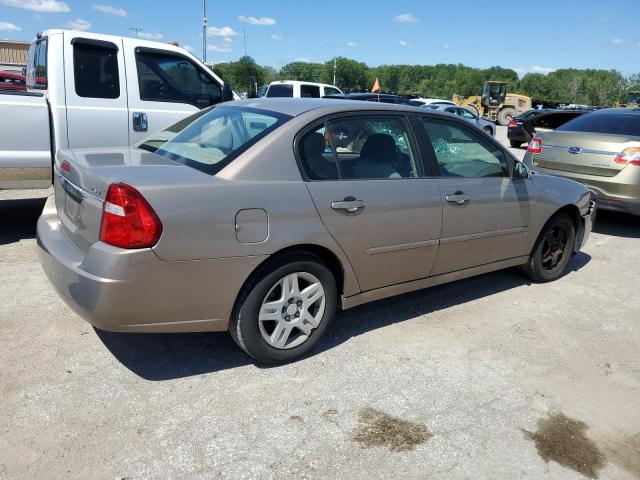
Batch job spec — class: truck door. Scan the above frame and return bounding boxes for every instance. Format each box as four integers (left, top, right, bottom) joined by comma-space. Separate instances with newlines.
123, 39, 223, 144
63, 33, 129, 149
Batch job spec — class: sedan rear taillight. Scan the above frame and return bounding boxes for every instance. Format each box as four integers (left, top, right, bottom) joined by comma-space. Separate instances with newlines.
99, 183, 163, 249
508, 119, 518, 128
527, 137, 543, 154
614, 147, 640, 167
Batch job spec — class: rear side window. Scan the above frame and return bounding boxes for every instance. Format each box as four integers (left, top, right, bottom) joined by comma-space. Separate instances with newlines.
300, 84, 320, 98
557, 112, 640, 136
266, 84, 293, 97
26, 39, 47, 89
73, 42, 120, 99
136, 50, 221, 107
148, 106, 290, 175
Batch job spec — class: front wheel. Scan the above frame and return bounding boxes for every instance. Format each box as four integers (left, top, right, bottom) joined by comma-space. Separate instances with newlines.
522, 213, 576, 283
497, 108, 516, 126
510, 140, 522, 148
230, 252, 337, 364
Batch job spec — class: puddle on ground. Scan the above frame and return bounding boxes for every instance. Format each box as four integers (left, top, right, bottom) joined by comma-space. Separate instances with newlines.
523, 413, 606, 479
352, 407, 432, 452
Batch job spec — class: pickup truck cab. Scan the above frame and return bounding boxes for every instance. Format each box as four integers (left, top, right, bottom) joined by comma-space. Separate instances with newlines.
265, 80, 342, 99
0, 29, 233, 189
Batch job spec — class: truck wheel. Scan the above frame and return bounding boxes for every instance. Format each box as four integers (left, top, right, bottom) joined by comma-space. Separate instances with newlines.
497, 108, 516, 126
229, 251, 338, 364
462, 104, 479, 116
510, 140, 521, 148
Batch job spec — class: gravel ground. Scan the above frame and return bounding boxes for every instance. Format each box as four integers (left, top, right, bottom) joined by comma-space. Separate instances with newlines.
1, 127, 639, 479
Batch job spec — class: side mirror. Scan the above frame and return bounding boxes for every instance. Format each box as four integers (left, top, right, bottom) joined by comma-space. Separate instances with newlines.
513, 160, 530, 180
221, 82, 234, 102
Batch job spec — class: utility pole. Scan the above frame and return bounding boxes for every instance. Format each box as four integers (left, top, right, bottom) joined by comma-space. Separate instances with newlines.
202, 0, 208, 63
243, 28, 247, 57
333, 58, 337, 86
129, 27, 143, 38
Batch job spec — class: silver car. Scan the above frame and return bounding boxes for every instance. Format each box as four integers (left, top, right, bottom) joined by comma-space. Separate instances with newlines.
423, 104, 496, 136
38, 99, 595, 363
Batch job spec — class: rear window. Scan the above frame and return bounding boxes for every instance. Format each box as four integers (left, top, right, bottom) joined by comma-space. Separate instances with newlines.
300, 84, 320, 98
144, 106, 291, 175
557, 112, 640, 136
26, 39, 47, 89
266, 84, 293, 97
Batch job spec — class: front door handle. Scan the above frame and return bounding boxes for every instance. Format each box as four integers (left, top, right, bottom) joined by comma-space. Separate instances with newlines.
132, 112, 148, 132
445, 191, 470, 205
331, 198, 365, 213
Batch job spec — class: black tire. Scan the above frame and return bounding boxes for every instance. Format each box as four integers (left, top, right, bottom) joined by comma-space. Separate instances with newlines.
523, 213, 576, 283
483, 126, 494, 136
510, 140, 522, 148
497, 108, 516, 126
229, 251, 337, 364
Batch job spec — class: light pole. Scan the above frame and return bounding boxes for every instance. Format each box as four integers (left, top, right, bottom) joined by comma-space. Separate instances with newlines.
333, 58, 337, 86
129, 27, 143, 38
202, 0, 208, 63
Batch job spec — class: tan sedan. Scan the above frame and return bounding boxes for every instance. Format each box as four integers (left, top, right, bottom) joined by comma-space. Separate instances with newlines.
38, 99, 595, 363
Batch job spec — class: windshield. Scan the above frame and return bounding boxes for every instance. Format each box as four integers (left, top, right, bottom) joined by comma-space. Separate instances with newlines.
557, 112, 640, 136
140, 106, 291, 175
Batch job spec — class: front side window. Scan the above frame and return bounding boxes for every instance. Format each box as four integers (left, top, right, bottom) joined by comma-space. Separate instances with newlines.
323, 86, 341, 96
26, 39, 47, 89
266, 84, 293, 97
142, 106, 290, 175
136, 51, 221, 106
299, 116, 421, 180
422, 118, 507, 178
73, 43, 120, 99
300, 84, 320, 98
459, 109, 475, 119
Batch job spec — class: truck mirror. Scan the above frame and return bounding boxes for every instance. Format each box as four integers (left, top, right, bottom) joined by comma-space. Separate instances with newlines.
221, 83, 234, 102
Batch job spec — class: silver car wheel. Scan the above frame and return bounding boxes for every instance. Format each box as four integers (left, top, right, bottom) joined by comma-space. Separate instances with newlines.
258, 272, 326, 350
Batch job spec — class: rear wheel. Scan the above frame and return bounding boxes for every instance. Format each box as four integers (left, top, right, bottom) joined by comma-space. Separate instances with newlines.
510, 140, 522, 148
497, 108, 516, 126
523, 213, 576, 282
462, 104, 479, 116
230, 252, 337, 364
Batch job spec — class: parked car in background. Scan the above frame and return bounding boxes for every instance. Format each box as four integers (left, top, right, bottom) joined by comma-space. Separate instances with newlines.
265, 80, 343, 98
524, 108, 640, 215
423, 104, 495, 136
410, 97, 457, 106
0, 29, 235, 190
38, 98, 594, 363
324, 92, 422, 106
0, 72, 26, 91
508, 109, 585, 148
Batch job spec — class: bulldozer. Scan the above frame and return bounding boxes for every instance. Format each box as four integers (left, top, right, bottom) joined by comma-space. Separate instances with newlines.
453, 81, 532, 126
614, 90, 640, 108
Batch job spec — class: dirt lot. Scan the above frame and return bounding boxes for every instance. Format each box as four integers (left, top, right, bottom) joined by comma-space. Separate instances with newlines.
1, 127, 639, 479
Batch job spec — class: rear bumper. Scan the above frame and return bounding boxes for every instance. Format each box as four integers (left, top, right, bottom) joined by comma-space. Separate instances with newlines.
37, 196, 267, 333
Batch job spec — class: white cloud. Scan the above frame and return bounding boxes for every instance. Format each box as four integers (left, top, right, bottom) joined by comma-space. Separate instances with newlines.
610, 37, 624, 45
398, 40, 409, 47
513, 66, 556, 76
0, 21, 21, 31
238, 15, 276, 26
138, 32, 164, 40
346, 41, 358, 47
93, 4, 127, 17
393, 13, 418, 23
207, 26, 239, 38
1, 0, 69, 13
207, 44, 231, 53
270, 33, 283, 41
223, 37, 233, 43
295, 57, 310, 63
67, 18, 90, 31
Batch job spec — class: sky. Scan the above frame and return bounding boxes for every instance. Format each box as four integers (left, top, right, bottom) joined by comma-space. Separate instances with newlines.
1, 0, 639, 75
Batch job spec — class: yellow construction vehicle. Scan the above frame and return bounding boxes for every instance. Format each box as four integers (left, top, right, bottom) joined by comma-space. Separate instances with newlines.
453, 81, 532, 126
614, 90, 640, 108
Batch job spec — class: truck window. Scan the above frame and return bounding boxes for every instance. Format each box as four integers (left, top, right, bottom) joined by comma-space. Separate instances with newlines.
136, 50, 221, 107
323, 86, 341, 96
73, 43, 120, 99
26, 39, 47, 89
266, 84, 293, 98
300, 84, 320, 98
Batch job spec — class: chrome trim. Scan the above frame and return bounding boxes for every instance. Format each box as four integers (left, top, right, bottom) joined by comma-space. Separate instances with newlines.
55, 170, 102, 203
440, 226, 528, 245
543, 144, 619, 156
365, 239, 439, 255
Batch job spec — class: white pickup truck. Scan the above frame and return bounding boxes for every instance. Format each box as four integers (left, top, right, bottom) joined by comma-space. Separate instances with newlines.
0, 29, 234, 189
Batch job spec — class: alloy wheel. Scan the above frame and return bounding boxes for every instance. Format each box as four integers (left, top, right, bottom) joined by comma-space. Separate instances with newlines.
541, 224, 569, 272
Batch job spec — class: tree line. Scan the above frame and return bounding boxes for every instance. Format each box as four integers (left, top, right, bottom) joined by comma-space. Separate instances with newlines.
211, 56, 640, 107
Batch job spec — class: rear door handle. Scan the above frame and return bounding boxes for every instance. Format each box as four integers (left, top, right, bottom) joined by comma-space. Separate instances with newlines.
331, 199, 365, 213
445, 191, 470, 205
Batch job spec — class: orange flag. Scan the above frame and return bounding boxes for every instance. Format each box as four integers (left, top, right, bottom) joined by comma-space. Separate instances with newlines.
371, 77, 381, 93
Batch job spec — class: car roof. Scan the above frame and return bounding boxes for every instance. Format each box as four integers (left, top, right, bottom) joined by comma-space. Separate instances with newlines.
586, 107, 640, 116
223, 97, 431, 116
268, 80, 337, 88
